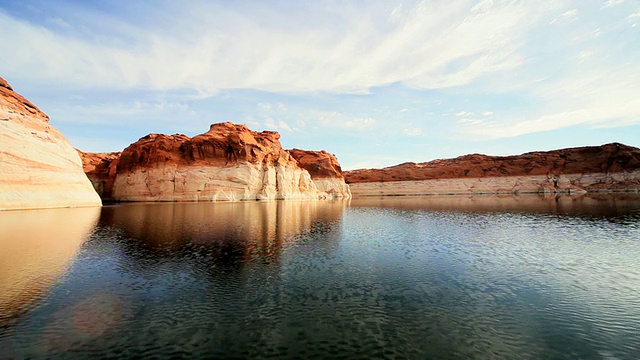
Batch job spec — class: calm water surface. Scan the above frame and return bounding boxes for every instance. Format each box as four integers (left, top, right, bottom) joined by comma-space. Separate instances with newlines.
1, 195, 640, 359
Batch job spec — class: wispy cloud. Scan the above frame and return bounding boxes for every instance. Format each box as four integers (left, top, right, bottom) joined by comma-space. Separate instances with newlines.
0, 1, 559, 93
602, 0, 625, 9
1, 0, 638, 163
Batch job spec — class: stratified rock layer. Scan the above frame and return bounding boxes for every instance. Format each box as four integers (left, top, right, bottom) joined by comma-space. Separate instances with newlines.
0, 77, 102, 210
86, 122, 350, 202
345, 143, 640, 196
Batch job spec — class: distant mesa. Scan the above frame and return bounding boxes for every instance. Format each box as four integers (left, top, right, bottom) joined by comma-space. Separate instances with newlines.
344, 143, 640, 196
80, 122, 351, 202
0, 76, 101, 210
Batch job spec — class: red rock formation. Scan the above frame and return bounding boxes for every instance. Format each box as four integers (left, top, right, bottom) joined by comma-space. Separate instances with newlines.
0, 76, 101, 210
345, 143, 640, 196
346, 143, 640, 182
78, 151, 120, 200
287, 149, 344, 179
0, 77, 49, 124
117, 123, 298, 171
287, 149, 351, 198
80, 122, 351, 201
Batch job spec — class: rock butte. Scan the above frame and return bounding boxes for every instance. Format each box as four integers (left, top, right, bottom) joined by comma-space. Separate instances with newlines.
80, 122, 351, 202
0, 77, 101, 210
345, 143, 640, 196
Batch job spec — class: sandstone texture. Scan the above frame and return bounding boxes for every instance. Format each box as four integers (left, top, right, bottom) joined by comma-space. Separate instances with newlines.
345, 143, 640, 197
0, 77, 102, 210
81, 122, 350, 202
287, 149, 351, 199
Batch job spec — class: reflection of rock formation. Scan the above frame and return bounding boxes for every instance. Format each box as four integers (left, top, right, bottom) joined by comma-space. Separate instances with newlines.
100, 200, 347, 265
0, 76, 102, 210
0, 207, 100, 323
346, 143, 640, 196
80, 122, 350, 202
351, 194, 640, 217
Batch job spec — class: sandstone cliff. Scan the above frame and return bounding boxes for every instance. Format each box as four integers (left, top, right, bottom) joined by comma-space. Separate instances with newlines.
287, 149, 351, 199
0, 77, 102, 210
345, 143, 640, 196
81, 122, 350, 202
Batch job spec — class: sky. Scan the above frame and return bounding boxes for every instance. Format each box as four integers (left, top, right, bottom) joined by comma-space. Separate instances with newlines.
1, 0, 639, 170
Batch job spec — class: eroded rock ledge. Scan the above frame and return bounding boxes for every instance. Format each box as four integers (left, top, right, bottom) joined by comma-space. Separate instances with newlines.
80, 122, 351, 202
0, 77, 101, 210
344, 143, 640, 196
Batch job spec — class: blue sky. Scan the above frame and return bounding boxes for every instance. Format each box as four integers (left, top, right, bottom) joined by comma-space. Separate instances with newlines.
1, 0, 639, 170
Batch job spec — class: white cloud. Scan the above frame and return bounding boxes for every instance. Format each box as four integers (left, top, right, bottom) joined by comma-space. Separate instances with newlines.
302, 109, 377, 131
278, 120, 293, 132
403, 128, 423, 136
46, 17, 72, 29
458, 65, 640, 140
629, 12, 640, 27
577, 51, 592, 63
549, 9, 578, 24
602, 0, 624, 9
0, 1, 560, 93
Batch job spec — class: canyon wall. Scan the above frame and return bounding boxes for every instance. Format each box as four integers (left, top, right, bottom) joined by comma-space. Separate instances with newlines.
345, 143, 640, 197
287, 149, 351, 199
81, 123, 350, 202
0, 77, 101, 210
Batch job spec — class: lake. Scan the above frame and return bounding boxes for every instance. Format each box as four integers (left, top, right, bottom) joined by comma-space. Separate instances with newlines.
1, 195, 640, 359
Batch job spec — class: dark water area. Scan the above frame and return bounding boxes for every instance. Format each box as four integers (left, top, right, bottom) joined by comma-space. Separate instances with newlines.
1, 194, 640, 359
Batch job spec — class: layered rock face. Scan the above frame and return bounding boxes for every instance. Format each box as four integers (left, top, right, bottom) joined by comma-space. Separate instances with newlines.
83, 122, 350, 202
287, 149, 351, 199
0, 77, 101, 210
345, 143, 640, 196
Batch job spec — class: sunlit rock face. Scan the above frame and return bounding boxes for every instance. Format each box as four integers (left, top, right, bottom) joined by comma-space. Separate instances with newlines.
0, 207, 100, 323
287, 149, 351, 199
0, 76, 102, 210
85, 122, 349, 202
345, 143, 640, 196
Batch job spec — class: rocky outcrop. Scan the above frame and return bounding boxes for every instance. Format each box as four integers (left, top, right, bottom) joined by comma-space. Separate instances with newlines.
345, 143, 640, 196
78, 150, 120, 200
287, 149, 351, 199
0, 77, 102, 210
83, 122, 350, 202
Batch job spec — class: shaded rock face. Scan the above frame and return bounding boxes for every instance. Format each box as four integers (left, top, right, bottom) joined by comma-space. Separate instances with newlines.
82, 122, 350, 202
345, 143, 640, 196
0, 77, 102, 210
287, 149, 351, 199
78, 151, 120, 200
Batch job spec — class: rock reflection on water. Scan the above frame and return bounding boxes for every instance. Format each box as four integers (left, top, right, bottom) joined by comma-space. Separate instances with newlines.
2, 196, 640, 359
0, 207, 100, 324
100, 200, 346, 264
351, 193, 640, 217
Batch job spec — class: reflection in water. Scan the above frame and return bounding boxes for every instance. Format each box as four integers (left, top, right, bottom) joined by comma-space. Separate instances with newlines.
351, 193, 640, 217
1, 197, 640, 358
100, 200, 346, 263
0, 207, 100, 324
